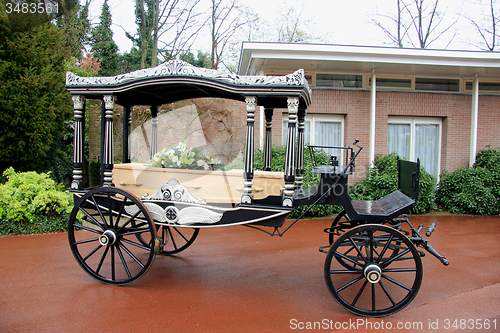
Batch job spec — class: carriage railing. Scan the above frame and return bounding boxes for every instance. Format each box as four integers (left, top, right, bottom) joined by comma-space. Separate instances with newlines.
307, 139, 362, 175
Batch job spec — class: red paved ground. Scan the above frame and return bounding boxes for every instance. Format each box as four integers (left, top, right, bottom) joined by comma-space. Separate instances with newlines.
1, 214, 499, 332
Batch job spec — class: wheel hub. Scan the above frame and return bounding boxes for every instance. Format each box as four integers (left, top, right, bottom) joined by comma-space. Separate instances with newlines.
99, 230, 117, 246
364, 264, 382, 283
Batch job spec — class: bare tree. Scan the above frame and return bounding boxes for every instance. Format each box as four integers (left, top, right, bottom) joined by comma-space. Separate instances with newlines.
132, 0, 204, 68
274, 3, 314, 43
372, 0, 459, 48
372, 0, 411, 47
464, 0, 500, 50
208, 0, 254, 70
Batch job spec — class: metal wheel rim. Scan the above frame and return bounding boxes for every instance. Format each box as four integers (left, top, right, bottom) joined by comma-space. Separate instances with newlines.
324, 224, 422, 317
157, 226, 199, 255
68, 187, 156, 285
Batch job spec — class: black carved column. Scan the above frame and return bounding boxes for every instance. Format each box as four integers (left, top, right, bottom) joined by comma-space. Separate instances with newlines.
295, 108, 306, 195
241, 96, 257, 204
102, 95, 115, 186
122, 105, 131, 163
283, 97, 299, 207
71, 95, 85, 190
263, 108, 274, 171
150, 105, 158, 159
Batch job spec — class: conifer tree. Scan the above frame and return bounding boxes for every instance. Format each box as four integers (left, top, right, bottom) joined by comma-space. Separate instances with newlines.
91, 0, 119, 76
0, 11, 73, 176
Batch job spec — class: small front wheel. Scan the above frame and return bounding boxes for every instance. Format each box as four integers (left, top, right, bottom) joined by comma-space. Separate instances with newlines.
157, 226, 199, 255
324, 224, 422, 317
68, 187, 156, 285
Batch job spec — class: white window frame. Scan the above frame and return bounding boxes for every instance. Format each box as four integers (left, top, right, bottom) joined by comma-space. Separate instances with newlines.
388, 116, 442, 176
283, 114, 344, 160
282, 114, 344, 145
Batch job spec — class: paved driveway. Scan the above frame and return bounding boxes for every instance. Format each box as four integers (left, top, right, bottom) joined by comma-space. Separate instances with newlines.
1, 214, 499, 332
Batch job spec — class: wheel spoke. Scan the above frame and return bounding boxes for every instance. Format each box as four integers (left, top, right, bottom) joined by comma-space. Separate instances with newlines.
95, 245, 110, 275
372, 283, 376, 311
78, 208, 106, 231
336, 274, 365, 293
349, 237, 368, 263
379, 280, 396, 306
351, 280, 368, 307
121, 237, 152, 252
330, 269, 361, 274
380, 248, 411, 268
91, 195, 109, 228
118, 242, 145, 268
111, 244, 115, 280
381, 274, 412, 292
334, 250, 364, 268
72, 223, 102, 235
115, 244, 132, 279
376, 234, 394, 264
114, 196, 128, 227
167, 227, 178, 250
82, 243, 103, 262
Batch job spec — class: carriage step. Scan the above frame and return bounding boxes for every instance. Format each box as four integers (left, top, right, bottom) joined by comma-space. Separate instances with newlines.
417, 222, 437, 237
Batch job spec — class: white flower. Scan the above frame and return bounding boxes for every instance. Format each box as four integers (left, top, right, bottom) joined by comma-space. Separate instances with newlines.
177, 160, 182, 167
172, 155, 179, 163
197, 160, 204, 167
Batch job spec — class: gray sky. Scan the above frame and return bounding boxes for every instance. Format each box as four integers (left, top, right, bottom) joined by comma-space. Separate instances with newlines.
88, 0, 482, 54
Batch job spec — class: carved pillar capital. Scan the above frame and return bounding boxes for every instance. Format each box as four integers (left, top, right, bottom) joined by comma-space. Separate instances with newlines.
72, 95, 85, 110
103, 95, 115, 110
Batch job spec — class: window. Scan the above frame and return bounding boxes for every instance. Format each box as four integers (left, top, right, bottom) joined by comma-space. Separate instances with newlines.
465, 80, 500, 93
316, 74, 362, 88
388, 117, 442, 177
282, 114, 344, 158
368, 76, 413, 89
415, 78, 459, 92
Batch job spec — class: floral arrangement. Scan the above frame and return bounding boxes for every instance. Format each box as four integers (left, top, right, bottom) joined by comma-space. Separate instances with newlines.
149, 142, 221, 170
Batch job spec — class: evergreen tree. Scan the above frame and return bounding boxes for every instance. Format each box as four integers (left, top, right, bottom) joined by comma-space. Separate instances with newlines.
0, 10, 73, 177
179, 51, 211, 68
91, 0, 119, 76
57, 0, 91, 59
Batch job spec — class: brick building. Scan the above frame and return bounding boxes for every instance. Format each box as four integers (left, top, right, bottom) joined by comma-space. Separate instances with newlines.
238, 42, 500, 179
88, 42, 500, 182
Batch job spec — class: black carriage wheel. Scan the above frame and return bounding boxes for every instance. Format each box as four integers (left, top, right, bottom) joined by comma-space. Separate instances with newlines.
68, 187, 156, 285
324, 224, 422, 317
328, 210, 354, 245
157, 226, 199, 255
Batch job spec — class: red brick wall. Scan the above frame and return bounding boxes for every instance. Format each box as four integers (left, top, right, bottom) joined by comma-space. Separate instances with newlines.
303, 89, 500, 176
88, 90, 500, 178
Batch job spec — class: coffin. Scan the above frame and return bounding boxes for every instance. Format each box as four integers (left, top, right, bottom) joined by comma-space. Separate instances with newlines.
113, 163, 284, 204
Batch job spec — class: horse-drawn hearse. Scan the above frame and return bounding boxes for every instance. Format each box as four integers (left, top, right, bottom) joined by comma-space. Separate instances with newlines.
66, 60, 448, 317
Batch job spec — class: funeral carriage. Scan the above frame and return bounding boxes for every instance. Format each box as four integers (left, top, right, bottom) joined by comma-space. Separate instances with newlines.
66, 60, 448, 317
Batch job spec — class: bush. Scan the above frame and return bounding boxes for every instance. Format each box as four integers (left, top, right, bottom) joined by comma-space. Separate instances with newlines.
0, 168, 73, 235
436, 146, 500, 215
253, 145, 342, 218
350, 153, 437, 214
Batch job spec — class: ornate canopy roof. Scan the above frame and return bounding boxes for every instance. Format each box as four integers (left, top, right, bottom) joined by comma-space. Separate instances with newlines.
66, 60, 312, 109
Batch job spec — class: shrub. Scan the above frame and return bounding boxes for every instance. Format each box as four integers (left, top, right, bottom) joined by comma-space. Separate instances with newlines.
350, 153, 437, 214
436, 146, 500, 215
0, 168, 73, 235
253, 145, 342, 218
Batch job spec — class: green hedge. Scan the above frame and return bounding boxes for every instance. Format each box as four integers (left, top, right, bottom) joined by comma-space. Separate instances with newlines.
350, 153, 437, 214
436, 146, 500, 215
253, 145, 342, 218
0, 168, 72, 235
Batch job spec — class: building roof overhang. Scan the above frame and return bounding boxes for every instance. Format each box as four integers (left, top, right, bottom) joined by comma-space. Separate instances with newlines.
239, 42, 500, 79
